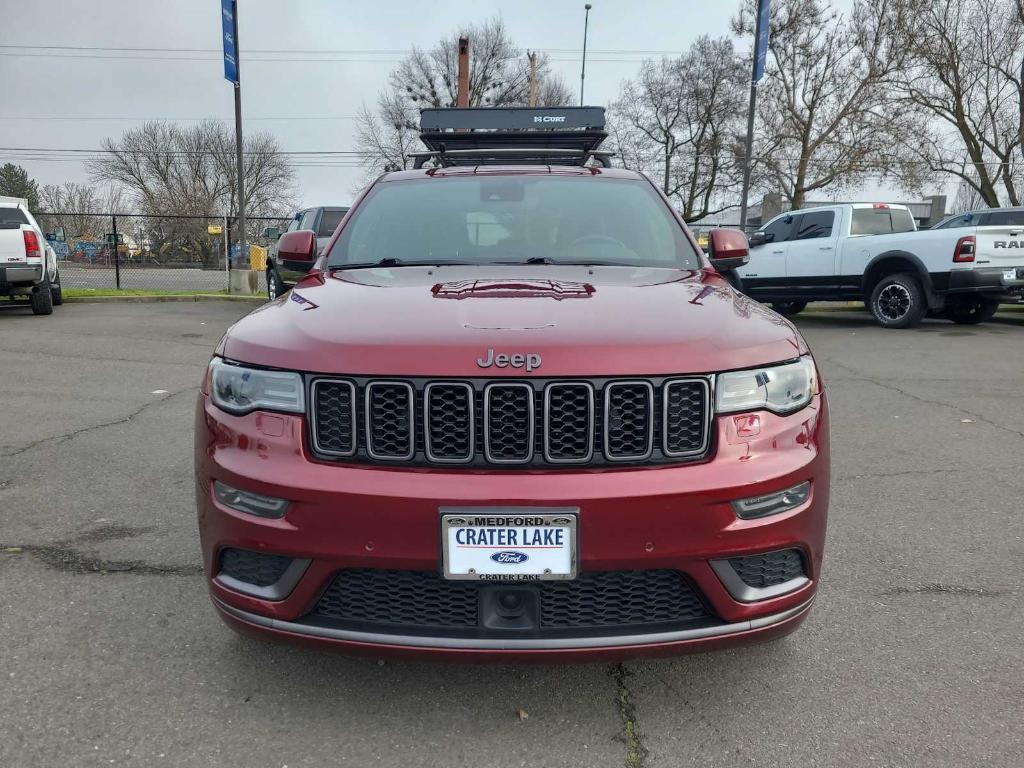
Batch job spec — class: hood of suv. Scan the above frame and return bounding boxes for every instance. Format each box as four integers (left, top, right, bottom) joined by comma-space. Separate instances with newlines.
222, 266, 807, 376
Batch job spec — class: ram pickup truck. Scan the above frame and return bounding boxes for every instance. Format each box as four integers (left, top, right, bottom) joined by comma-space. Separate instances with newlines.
0, 196, 63, 315
265, 205, 349, 300
737, 203, 1024, 327
195, 108, 829, 662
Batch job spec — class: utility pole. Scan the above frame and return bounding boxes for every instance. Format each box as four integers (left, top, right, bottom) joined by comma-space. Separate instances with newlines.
528, 51, 538, 107
739, 0, 771, 232
231, 0, 246, 280
580, 4, 592, 106
457, 37, 470, 108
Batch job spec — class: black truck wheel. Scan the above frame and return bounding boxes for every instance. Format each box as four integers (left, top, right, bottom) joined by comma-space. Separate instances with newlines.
868, 273, 926, 328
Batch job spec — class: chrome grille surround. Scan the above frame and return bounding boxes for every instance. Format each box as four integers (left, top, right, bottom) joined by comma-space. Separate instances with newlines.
543, 382, 595, 464
662, 378, 713, 458
423, 382, 475, 463
309, 375, 712, 468
603, 380, 655, 461
483, 382, 535, 464
310, 379, 357, 457
364, 381, 415, 461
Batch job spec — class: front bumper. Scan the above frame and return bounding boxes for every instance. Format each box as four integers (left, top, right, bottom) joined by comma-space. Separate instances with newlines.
195, 392, 830, 661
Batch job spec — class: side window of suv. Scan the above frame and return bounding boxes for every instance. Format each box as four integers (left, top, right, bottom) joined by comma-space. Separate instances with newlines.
794, 211, 835, 240
762, 214, 796, 244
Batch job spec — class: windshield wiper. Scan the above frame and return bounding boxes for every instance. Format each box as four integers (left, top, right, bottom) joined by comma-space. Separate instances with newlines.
329, 258, 472, 270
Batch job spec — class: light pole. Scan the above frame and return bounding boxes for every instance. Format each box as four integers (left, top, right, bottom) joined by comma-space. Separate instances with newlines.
580, 4, 592, 106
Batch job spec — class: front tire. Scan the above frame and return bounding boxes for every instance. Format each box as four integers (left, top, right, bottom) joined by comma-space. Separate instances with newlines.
945, 297, 999, 324
868, 273, 926, 328
771, 300, 808, 317
267, 266, 285, 301
31, 272, 54, 316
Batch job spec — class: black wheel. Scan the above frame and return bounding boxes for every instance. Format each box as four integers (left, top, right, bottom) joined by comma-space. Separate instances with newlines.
31, 272, 54, 316
868, 272, 926, 328
945, 297, 999, 324
51, 269, 64, 306
771, 300, 808, 317
267, 266, 285, 301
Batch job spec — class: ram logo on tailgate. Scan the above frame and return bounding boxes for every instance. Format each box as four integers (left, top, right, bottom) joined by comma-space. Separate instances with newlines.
993, 241, 1024, 248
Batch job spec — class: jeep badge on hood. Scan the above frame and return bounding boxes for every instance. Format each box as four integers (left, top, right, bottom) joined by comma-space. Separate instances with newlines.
476, 348, 542, 372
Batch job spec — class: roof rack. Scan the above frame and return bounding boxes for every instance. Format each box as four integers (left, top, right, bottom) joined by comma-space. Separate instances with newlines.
414, 107, 612, 169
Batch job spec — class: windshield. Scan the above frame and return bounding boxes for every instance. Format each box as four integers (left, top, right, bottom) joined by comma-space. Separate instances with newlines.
326, 176, 701, 269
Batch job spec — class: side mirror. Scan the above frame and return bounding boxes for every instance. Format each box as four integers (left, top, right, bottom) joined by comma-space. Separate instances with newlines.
707, 228, 750, 272
748, 231, 770, 247
277, 229, 317, 266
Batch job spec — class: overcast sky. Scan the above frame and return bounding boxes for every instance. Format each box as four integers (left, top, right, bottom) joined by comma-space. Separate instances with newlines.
3, 0, 915, 211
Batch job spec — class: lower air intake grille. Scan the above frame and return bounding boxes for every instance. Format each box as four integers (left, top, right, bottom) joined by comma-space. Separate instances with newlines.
728, 549, 806, 588
219, 548, 292, 587
308, 569, 713, 635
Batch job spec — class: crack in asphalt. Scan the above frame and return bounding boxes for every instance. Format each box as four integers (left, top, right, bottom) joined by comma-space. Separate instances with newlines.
609, 663, 648, 768
879, 583, 1010, 597
1, 543, 202, 577
818, 356, 1024, 440
0, 386, 197, 458
834, 464, 1024, 482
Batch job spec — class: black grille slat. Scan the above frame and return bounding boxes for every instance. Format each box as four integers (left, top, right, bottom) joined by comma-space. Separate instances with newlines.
485, 384, 533, 462
309, 569, 713, 634
314, 569, 479, 627
545, 384, 593, 462
425, 383, 474, 462
605, 382, 653, 460
541, 570, 709, 628
729, 549, 805, 588
309, 376, 711, 467
219, 548, 292, 587
366, 382, 414, 459
312, 380, 356, 456
663, 380, 709, 456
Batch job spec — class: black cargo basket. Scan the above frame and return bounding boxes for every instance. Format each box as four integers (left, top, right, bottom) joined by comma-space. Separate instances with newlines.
413, 107, 611, 169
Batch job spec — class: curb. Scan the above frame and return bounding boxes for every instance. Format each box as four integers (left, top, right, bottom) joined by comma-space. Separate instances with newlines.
64, 294, 266, 304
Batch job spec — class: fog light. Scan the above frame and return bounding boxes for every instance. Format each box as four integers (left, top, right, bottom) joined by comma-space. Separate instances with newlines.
213, 481, 289, 518
732, 481, 810, 519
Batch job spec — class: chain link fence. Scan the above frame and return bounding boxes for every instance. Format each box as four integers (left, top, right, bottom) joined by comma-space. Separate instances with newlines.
34, 212, 292, 293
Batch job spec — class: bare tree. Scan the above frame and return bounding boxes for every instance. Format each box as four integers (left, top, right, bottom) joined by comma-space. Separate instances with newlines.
37, 182, 128, 241
88, 121, 296, 264
355, 17, 573, 178
733, 0, 915, 209
895, 0, 1024, 207
608, 37, 746, 221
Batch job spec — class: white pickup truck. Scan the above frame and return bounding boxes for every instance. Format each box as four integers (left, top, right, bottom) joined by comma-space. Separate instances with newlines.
0, 196, 63, 315
735, 203, 1024, 327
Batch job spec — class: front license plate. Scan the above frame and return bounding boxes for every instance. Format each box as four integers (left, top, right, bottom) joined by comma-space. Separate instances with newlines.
441, 509, 578, 581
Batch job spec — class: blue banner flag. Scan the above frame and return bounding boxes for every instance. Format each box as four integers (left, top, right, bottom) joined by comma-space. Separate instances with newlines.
222, 0, 238, 83
752, 0, 771, 82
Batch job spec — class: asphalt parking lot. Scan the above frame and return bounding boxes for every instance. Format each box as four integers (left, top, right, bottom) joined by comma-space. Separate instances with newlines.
1, 300, 1022, 768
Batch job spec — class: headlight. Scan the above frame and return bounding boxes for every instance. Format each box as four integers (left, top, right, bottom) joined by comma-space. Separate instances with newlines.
716, 357, 818, 415
207, 358, 304, 415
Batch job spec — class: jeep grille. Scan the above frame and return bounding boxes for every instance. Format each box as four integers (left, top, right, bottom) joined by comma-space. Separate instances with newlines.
309, 376, 711, 468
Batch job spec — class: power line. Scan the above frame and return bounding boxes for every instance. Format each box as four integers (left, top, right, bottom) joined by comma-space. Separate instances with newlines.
0, 44, 683, 55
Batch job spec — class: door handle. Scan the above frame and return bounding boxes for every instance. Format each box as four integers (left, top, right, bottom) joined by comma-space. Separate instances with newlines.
818, 246, 832, 251
771, 249, 785, 254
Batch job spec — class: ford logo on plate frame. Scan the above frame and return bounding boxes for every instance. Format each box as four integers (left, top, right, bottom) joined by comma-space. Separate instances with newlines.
490, 551, 529, 564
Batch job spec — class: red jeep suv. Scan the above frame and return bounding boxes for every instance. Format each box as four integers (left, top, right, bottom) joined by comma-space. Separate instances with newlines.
194, 108, 829, 661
